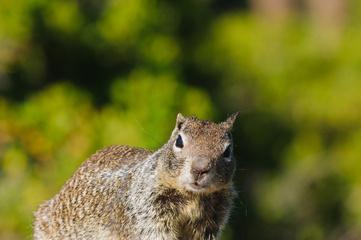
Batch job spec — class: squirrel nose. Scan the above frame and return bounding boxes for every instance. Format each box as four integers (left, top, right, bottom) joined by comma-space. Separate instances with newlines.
191, 159, 211, 181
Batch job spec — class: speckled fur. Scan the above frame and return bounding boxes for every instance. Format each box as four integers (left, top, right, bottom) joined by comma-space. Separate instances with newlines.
33, 114, 238, 240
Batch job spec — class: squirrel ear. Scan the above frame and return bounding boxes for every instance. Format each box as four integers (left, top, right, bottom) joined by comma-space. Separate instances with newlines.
176, 113, 186, 130
221, 112, 239, 130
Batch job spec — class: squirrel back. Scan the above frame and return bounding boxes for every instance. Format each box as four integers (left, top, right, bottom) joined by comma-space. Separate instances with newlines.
34, 113, 238, 240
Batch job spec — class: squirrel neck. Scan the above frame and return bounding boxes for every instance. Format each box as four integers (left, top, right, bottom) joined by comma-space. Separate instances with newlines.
126, 141, 182, 195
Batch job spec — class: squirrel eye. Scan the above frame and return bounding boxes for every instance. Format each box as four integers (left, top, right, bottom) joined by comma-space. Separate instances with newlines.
227, 132, 232, 139
223, 145, 231, 158
175, 135, 184, 148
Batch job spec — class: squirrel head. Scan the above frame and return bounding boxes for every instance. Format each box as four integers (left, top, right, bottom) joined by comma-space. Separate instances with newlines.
160, 113, 238, 194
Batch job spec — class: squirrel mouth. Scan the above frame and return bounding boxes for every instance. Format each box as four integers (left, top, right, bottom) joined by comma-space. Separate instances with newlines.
186, 182, 210, 192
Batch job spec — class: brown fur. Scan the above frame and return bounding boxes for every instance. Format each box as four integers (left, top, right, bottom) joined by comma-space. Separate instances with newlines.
33, 114, 238, 239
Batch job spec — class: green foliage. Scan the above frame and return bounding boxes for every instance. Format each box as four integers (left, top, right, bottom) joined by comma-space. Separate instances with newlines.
1, 0, 361, 239
198, 12, 361, 240
0, 82, 213, 239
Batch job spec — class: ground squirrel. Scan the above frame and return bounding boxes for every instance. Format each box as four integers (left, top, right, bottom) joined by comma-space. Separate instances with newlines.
33, 113, 238, 240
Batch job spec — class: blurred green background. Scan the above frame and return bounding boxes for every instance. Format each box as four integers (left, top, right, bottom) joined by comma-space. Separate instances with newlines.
1, 0, 361, 239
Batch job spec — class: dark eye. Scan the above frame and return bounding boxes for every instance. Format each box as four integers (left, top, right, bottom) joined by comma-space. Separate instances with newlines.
227, 132, 232, 140
223, 145, 231, 158
175, 135, 184, 148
